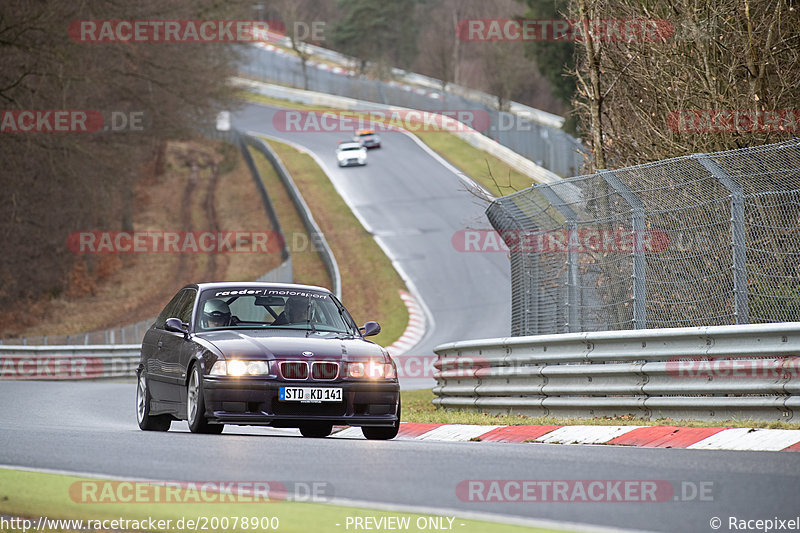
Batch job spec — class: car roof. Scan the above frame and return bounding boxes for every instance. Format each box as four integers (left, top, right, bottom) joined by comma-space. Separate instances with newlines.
187, 281, 333, 294
337, 142, 362, 149
356, 129, 374, 135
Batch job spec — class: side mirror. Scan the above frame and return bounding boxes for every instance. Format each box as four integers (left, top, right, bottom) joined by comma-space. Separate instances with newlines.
165, 317, 189, 337
360, 321, 381, 337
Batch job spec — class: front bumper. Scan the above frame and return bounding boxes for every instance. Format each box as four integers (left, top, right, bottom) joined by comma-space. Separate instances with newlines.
203, 377, 399, 427
339, 158, 365, 166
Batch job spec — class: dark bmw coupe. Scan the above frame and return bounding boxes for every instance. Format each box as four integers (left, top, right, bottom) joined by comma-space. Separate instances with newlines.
136, 282, 400, 439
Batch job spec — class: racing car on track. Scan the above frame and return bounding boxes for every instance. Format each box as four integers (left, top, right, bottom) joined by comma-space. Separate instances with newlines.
136, 282, 400, 439
353, 129, 381, 149
336, 141, 367, 166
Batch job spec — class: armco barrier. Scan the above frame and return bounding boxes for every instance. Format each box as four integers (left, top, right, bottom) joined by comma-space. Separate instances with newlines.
231, 77, 561, 185
242, 133, 342, 299
0, 345, 141, 380
433, 322, 800, 422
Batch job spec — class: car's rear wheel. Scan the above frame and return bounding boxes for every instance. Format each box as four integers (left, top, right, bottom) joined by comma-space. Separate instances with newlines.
136, 373, 171, 431
361, 399, 401, 440
187, 364, 224, 434
299, 423, 333, 438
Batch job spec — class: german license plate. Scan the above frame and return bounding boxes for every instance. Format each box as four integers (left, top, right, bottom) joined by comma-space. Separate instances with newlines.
279, 387, 342, 403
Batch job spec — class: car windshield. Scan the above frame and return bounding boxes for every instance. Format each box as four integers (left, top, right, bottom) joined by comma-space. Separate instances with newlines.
340, 145, 361, 151
196, 288, 357, 335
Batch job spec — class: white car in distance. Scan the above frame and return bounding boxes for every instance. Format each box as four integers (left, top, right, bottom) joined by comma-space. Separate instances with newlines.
336, 142, 367, 167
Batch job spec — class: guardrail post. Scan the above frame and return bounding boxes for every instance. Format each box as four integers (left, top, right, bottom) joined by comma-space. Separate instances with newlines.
693, 154, 749, 324
537, 184, 580, 332
599, 170, 646, 329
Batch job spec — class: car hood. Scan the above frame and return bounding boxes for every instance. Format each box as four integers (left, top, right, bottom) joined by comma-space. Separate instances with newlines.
195, 329, 385, 361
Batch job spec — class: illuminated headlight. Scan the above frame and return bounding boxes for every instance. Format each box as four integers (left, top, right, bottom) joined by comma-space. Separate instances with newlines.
209, 360, 269, 376
347, 360, 395, 379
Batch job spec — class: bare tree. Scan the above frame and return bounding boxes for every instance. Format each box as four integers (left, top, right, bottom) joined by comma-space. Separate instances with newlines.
269, 0, 324, 90
569, 0, 800, 167
412, 0, 467, 91
0, 0, 242, 313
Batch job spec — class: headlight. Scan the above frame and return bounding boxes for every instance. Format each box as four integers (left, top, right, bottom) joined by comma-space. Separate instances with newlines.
347, 360, 395, 379
209, 360, 269, 376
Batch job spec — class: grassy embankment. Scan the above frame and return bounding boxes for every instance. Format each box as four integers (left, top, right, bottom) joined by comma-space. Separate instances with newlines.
248, 140, 407, 348
6, 139, 280, 340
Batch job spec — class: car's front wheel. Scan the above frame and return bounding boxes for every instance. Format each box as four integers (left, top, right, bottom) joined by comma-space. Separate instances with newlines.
136, 373, 171, 431
362, 399, 401, 440
299, 423, 333, 438
186, 364, 224, 434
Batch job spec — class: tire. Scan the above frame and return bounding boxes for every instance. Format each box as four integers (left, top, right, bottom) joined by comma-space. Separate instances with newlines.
299, 423, 333, 438
136, 372, 171, 431
362, 398, 401, 440
186, 364, 224, 434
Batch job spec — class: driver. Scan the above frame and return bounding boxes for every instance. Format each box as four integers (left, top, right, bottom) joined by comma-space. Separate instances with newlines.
273, 296, 308, 325
202, 299, 231, 328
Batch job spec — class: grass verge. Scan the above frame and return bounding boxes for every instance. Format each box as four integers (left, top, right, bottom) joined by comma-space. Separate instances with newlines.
0, 468, 566, 533
252, 137, 408, 348
401, 389, 800, 429
247, 147, 331, 289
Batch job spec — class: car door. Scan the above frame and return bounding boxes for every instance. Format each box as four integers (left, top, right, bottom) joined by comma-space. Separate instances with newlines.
147, 289, 186, 403
159, 288, 197, 406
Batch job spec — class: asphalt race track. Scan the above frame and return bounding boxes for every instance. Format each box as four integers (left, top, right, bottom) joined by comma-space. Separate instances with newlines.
233, 102, 512, 389
3, 381, 800, 533
4, 118, 800, 532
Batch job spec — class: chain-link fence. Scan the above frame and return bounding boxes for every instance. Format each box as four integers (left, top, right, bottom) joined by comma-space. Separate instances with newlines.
239, 46, 586, 178
487, 139, 800, 336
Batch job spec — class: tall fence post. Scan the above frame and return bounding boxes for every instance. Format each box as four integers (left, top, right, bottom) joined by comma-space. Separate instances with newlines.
538, 185, 580, 332
693, 153, 750, 324
599, 170, 646, 329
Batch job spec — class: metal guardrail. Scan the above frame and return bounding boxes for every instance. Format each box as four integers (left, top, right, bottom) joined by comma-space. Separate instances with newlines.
0, 318, 155, 347
0, 345, 141, 380
234, 128, 291, 265
243, 133, 342, 299
433, 322, 800, 422
240, 46, 586, 177
231, 77, 561, 185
